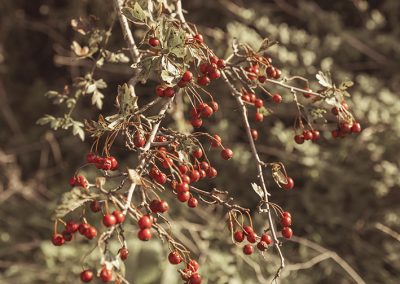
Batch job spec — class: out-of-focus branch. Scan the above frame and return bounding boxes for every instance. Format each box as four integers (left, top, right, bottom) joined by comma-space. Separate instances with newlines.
375, 222, 400, 242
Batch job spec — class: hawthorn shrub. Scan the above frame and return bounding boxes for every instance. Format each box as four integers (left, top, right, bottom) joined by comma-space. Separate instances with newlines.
37, 1, 363, 283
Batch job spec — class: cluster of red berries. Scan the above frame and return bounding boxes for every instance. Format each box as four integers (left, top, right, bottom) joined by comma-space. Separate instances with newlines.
80, 266, 114, 283
137, 214, 156, 241
245, 59, 282, 83
103, 210, 125, 227
331, 121, 362, 138
197, 55, 225, 86
294, 129, 321, 144
189, 101, 219, 128
233, 226, 273, 255
69, 175, 89, 189
168, 252, 202, 284
86, 153, 118, 171
280, 211, 293, 239
52, 220, 98, 247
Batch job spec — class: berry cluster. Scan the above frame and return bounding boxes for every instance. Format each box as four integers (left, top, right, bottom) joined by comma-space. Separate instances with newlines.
233, 225, 273, 255
69, 175, 89, 189
280, 211, 293, 239
86, 153, 118, 171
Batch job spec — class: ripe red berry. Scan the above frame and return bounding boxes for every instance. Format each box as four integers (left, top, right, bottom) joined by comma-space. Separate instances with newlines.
201, 105, 214, 118
189, 170, 201, 183
103, 214, 117, 227
209, 69, 221, 80
200, 161, 210, 171
155, 172, 167, 184
331, 129, 339, 138
243, 244, 254, 255
243, 226, 254, 235
303, 130, 313, 140
168, 251, 182, 265
86, 152, 97, 164
266, 66, 276, 78
65, 220, 79, 234
84, 226, 97, 240
261, 233, 273, 245
156, 85, 165, 97
258, 75, 267, 83
255, 112, 263, 122
251, 129, 258, 141
303, 87, 313, 98
272, 94, 282, 103
163, 87, 175, 97
176, 182, 190, 193
138, 215, 153, 229
282, 177, 294, 190
61, 230, 73, 242
340, 122, 352, 133
112, 210, 125, 224
274, 68, 282, 79
282, 227, 293, 239
194, 34, 203, 44
242, 94, 250, 102
221, 148, 233, 160
149, 37, 160, 47
210, 101, 219, 112
210, 134, 222, 148
257, 241, 267, 251
69, 176, 76, 186
80, 270, 94, 283
177, 79, 187, 88
209, 55, 218, 64
179, 164, 188, 174
254, 99, 264, 108
177, 191, 190, 202
191, 118, 203, 128
138, 228, 152, 241
234, 230, 245, 242
311, 130, 321, 141
157, 200, 169, 213
247, 233, 257, 243
206, 167, 218, 178
182, 71, 193, 82
52, 234, 65, 246
187, 259, 199, 272
217, 59, 226, 69
119, 247, 129, 261
197, 75, 210, 86
78, 223, 90, 235
100, 267, 113, 282
281, 216, 292, 227
331, 107, 339, 115
294, 134, 304, 144
351, 122, 362, 133
181, 174, 191, 184
199, 63, 208, 74
134, 133, 146, 148
108, 156, 118, 170
189, 274, 202, 284
282, 211, 291, 218
188, 197, 198, 208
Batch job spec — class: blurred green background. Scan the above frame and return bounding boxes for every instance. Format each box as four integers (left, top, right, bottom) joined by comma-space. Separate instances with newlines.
0, 0, 399, 283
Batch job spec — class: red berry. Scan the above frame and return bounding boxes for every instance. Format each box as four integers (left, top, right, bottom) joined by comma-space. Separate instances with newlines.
52, 234, 65, 246
247, 233, 257, 243
331, 107, 339, 115
65, 220, 79, 234
272, 94, 282, 103
182, 71, 193, 82
311, 130, 321, 141
254, 99, 263, 108
200, 161, 210, 171
206, 167, 218, 178
242, 94, 250, 102
243, 226, 254, 235
234, 230, 245, 242
282, 177, 294, 190
188, 197, 198, 208
258, 75, 267, 83
187, 259, 199, 272
138, 228, 152, 241
112, 210, 125, 224
103, 214, 117, 227
255, 112, 264, 122
294, 134, 304, 144
163, 87, 175, 97
189, 274, 202, 284
197, 75, 210, 86
210, 101, 219, 112
303, 130, 313, 140
210, 134, 222, 147
194, 34, 203, 44
189, 170, 201, 183
201, 105, 214, 118
156, 85, 165, 97
282, 211, 291, 218
261, 233, 272, 245
209, 55, 218, 64
281, 216, 292, 227
157, 200, 169, 213
100, 267, 113, 282
209, 69, 221, 80
191, 118, 203, 128
78, 223, 90, 235
221, 148, 233, 160
108, 156, 118, 170
86, 152, 97, 163
340, 122, 352, 133
119, 247, 129, 261
84, 226, 97, 239
138, 215, 153, 229
168, 251, 182, 265
243, 244, 254, 255
177, 79, 187, 88
179, 164, 188, 174
80, 270, 94, 283
257, 241, 267, 251
69, 176, 76, 186
199, 63, 208, 74
181, 174, 191, 184
351, 122, 362, 133
149, 37, 160, 47
155, 172, 167, 184
177, 191, 190, 202
282, 227, 293, 239
331, 129, 339, 138
217, 59, 226, 69
303, 87, 313, 98
251, 129, 258, 141
62, 231, 73, 242
274, 68, 282, 79
134, 133, 146, 148
176, 182, 190, 193
266, 66, 276, 78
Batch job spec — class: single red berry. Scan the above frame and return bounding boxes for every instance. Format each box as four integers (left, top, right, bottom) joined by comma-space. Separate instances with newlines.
261, 233, 273, 245
191, 118, 203, 128
243, 226, 254, 235
179, 164, 188, 174
149, 37, 160, 47
303, 130, 313, 140
100, 267, 113, 282
80, 270, 94, 283
272, 94, 282, 103
182, 71, 193, 82
234, 230, 245, 242
281, 216, 292, 227
52, 234, 65, 246
156, 85, 165, 97
311, 130, 321, 141
84, 226, 97, 240
210, 134, 222, 147
257, 241, 268, 251
181, 174, 191, 184
138, 228, 152, 241
155, 172, 167, 184
176, 182, 190, 193
209, 56, 218, 64
187, 259, 199, 272
351, 122, 362, 133
282, 177, 294, 190
177, 79, 187, 88
207, 63, 218, 74
134, 133, 146, 148
177, 191, 190, 202
119, 247, 129, 261
89, 200, 102, 213
69, 176, 76, 186
188, 197, 198, 208
251, 129, 258, 141
138, 215, 153, 229
331, 129, 339, 138
194, 34, 203, 44
157, 200, 169, 213
108, 156, 118, 170
189, 274, 202, 284
217, 59, 226, 69
303, 87, 313, 98
254, 99, 264, 108
112, 210, 125, 224
209, 69, 221, 80
266, 66, 276, 78
62, 230, 73, 241
86, 152, 97, 163
274, 68, 282, 79
149, 200, 159, 213
294, 134, 304, 144
340, 122, 352, 133
168, 251, 183, 265
200, 161, 210, 171
78, 223, 90, 235
209, 101, 219, 112
243, 244, 254, 255
331, 107, 339, 115
199, 63, 208, 74
247, 233, 257, 243
282, 227, 293, 239
197, 75, 210, 86
103, 214, 117, 227
206, 167, 218, 178
201, 105, 214, 118
65, 220, 79, 234
163, 87, 175, 97
102, 158, 112, 171
221, 148, 233, 160
258, 75, 267, 83
250, 93, 257, 103
189, 170, 201, 183
242, 94, 250, 102
255, 112, 264, 122
282, 211, 291, 218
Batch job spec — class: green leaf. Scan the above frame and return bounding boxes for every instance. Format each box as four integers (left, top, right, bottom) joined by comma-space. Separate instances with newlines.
118, 83, 138, 115
72, 122, 85, 141
92, 90, 104, 109
95, 78, 107, 89
121, 3, 147, 23
167, 27, 186, 49
36, 115, 56, 126
53, 187, 99, 219
86, 83, 96, 94
170, 46, 186, 58
316, 71, 333, 88
160, 57, 180, 84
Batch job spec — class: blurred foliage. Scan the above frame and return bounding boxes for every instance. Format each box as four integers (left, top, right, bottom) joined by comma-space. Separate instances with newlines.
0, 0, 399, 283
